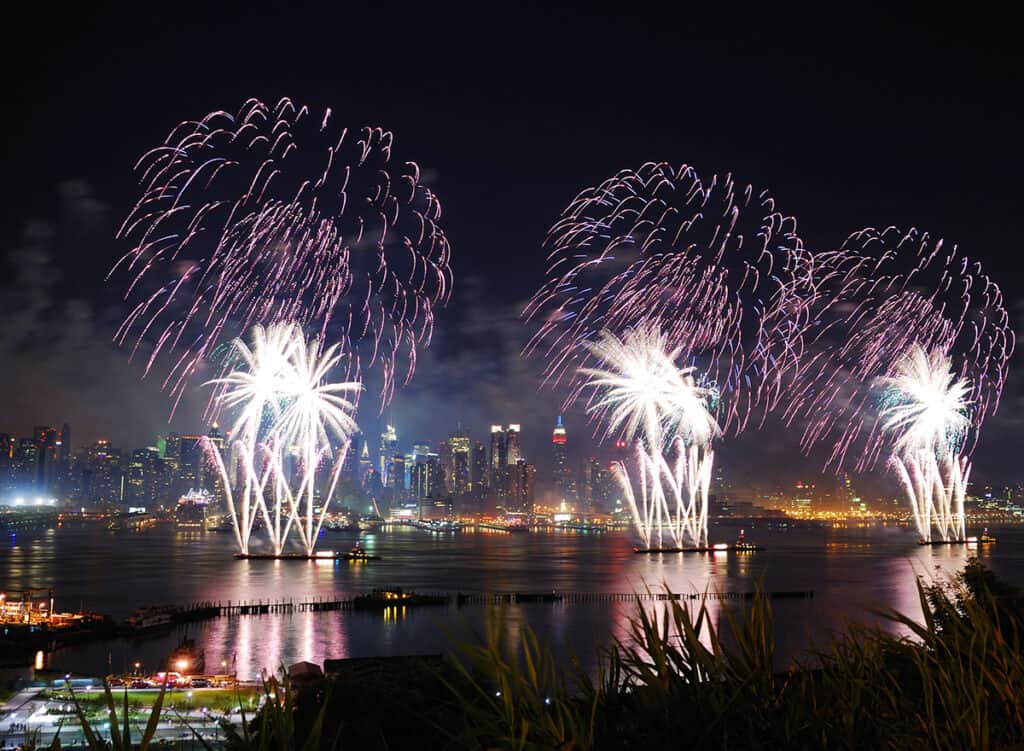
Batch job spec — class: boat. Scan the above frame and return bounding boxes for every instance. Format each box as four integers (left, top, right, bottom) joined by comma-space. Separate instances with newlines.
234, 547, 380, 561
346, 543, 375, 561
633, 530, 765, 554
732, 529, 764, 552
124, 605, 179, 632
357, 517, 383, 531
352, 588, 448, 609
966, 528, 998, 546
166, 636, 205, 674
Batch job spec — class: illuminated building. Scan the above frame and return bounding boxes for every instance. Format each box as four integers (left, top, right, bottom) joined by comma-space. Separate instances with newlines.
487, 424, 524, 500
379, 424, 399, 486
489, 425, 506, 469
505, 424, 521, 466
449, 428, 471, 495
127, 447, 162, 507
13, 438, 38, 490
163, 433, 181, 473
438, 440, 452, 492
551, 415, 576, 503
388, 455, 406, 493
489, 425, 508, 499
344, 432, 363, 486
412, 453, 441, 501
0, 434, 11, 492
358, 441, 373, 484
203, 425, 227, 504
34, 426, 60, 492
507, 459, 536, 512
85, 439, 123, 506
471, 440, 487, 496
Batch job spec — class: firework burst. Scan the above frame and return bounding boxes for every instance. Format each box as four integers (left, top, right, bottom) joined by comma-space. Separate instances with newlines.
778, 227, 1012, 541
525, 162, 804, 434
111, 97, 451, 414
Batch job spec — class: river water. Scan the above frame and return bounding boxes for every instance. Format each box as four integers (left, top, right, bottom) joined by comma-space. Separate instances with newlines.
3, 520, 1022, 678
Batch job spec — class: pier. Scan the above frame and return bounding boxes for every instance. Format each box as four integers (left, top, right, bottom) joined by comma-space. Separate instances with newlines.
199, 588, 814, 616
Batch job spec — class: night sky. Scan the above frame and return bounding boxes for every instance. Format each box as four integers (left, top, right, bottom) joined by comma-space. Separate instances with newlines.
1, 3, 1021, 489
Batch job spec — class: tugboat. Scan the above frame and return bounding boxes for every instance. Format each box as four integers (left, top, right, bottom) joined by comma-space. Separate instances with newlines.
344, 542, 379, 561
732, 529, 765, 552
978, 528, 998, 544
166, 636, 205, 674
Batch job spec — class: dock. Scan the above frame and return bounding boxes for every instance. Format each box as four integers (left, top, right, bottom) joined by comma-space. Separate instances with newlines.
203, 588, 814, 616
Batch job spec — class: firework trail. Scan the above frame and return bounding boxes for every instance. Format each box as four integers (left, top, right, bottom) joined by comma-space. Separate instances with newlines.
205, 322, 361, 556
779, 227, 1013, 540
110, 97, 452, 414
526, 163, 802, 546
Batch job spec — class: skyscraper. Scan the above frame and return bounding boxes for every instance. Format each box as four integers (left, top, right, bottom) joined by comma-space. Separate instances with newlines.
412, 453, 441, 501
449, 428, 470, 495
471, 440, 488, 496
127, 447, 163, 506
379, 425, 399, 487
489, 425, 506, 470
13, 438, 39, 490
345, 432, 363, 486
552, 415, 576, 504
85, 439, 122, 506
34, 426, 60, 493
505, 424, 521, 466
438, 439, 453, 492
0, 434, 12, 493
358, 441, 374, 486
489, 428, 502, 496
508, 459, 536, 512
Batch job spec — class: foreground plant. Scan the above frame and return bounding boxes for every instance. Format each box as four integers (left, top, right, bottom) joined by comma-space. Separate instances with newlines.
447, 560, 1024, 751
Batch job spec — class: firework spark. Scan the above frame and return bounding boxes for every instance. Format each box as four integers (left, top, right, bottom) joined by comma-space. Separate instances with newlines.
880, 345, 972, 541
879, 345, 972, 457
580, 326, 719, 548
205, 322, 360, 556
779, 227, 1012, 473
111, 97, 451, 414
528, 163, 801, 547
525, 162, 804, 435
778, 228, 1012, 541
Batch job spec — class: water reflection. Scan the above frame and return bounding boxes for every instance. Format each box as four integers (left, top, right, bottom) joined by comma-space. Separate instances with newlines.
0, 522, 1020, 678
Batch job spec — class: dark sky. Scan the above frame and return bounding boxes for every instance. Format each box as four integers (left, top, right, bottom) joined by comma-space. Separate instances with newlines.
1, 3, 1021, 488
